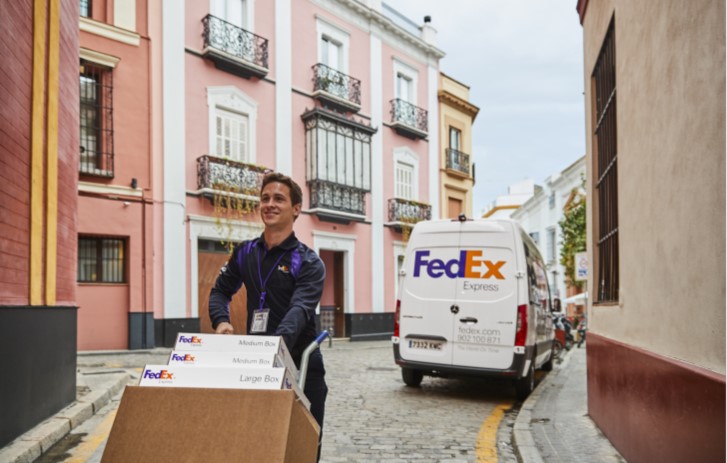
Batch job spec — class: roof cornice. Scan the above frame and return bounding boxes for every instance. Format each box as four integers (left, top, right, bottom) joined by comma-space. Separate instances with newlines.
438, 90, 480, 119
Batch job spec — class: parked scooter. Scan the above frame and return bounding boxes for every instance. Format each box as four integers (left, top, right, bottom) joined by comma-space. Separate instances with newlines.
552, 313, 575, 357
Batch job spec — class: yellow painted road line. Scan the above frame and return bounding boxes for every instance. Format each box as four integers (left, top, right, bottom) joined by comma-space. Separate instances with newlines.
66, 408, 118, 463
475, 402, 513, 463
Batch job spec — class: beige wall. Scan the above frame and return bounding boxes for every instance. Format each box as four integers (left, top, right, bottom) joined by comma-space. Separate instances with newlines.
439, 73, 478, 218
583, 0, 725, 373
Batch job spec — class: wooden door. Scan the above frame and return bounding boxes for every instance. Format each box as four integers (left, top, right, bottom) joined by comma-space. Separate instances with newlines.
198, 250, 247, 334
333, 252, 346, 337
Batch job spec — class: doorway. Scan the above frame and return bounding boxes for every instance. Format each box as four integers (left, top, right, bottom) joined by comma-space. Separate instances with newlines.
197, 240, 247, 334
319, 250, 346, 338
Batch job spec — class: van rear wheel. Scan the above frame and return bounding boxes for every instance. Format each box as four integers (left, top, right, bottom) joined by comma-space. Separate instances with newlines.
515, 362, 535, 400
402, 368, 423, 387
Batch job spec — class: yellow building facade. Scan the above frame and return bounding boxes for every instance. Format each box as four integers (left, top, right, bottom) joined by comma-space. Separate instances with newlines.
438, 73, 479, 219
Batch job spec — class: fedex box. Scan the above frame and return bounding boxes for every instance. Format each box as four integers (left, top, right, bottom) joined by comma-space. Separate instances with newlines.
168, 351, 288, 369
139, 365, 309, 410
101, 387, 319, 463
174, 333, 298, 378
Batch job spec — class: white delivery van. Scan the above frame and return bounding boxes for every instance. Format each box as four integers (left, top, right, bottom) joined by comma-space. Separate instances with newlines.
392, 217, 555, 399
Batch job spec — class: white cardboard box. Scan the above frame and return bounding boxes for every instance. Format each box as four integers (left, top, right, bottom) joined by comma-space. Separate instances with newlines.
174, 333, 298, 378
139, 365, 309, 410
168, 350, 287, 369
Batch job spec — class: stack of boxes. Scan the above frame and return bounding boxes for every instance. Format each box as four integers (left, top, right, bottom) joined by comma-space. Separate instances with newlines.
139, 333, 309, 409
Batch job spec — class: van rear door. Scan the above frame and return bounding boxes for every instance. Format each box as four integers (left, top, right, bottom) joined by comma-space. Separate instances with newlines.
398, 226, 461, 367
452, 221, 519, 370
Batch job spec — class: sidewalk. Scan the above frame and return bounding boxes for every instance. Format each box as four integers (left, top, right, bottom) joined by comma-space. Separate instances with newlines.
513, 345, 627, 463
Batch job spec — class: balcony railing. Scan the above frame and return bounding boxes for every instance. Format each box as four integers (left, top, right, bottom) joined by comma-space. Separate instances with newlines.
197, 155, 267, 200
387, 198, 431, 228
201, 14, 269, 79
311, 63, 361, 112
389, 99, 428, 140
445, 148, 471, 176
308, 180, 367, 219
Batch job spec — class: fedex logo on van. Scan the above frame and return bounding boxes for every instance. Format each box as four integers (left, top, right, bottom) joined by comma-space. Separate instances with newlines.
170, 353, 195, 363
413, 250, 505, 279
143, 369, 174, 380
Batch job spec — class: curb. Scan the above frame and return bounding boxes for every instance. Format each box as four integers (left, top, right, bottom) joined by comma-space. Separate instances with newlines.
512, 349, 573, 463
0, 371, 131, 463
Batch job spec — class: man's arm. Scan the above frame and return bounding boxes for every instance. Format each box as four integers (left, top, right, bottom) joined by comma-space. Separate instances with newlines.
274, 254, 325, 349
209, 246, 246, 333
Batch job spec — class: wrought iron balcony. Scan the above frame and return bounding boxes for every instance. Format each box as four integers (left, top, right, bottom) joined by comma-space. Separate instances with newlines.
390, 99, 428, 140
445, 148, 471, 177
196, 155, 267, 202
311, 63, 361, 113
201, 14, 269, 79
308, 179, 367, 223
387, 198, 431, 230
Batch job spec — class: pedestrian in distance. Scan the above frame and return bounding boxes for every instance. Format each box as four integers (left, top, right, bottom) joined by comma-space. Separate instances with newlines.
208, 172, 328, 461
577, 315, 588, 348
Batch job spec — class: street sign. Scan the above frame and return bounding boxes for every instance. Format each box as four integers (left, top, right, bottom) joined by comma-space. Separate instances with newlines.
575, 252, 588, 281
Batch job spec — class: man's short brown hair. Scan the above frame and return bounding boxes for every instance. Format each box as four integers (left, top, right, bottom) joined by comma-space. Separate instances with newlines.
261, 172, 303, 207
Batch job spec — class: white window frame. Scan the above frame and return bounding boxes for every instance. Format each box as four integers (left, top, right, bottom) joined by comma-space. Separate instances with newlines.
395, 161, 414, 200
211, 0, 254, 31
393, 241, 406, 308
546, 226, 557, 264
316, 18, 349, 74
393, 59, 418, 105
215, 108, 249, 162
207, 86, 257, 164
393, 147, 419, 201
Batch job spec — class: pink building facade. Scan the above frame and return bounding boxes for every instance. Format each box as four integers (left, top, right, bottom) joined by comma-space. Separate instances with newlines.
73, 0, 443, 350
156, 0, 444, 345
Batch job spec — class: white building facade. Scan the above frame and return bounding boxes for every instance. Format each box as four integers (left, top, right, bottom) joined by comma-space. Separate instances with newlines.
511, 157, 585, 301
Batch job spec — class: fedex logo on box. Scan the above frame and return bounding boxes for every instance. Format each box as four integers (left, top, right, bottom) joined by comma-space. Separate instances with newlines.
413, 250, 505, 280
177, 335, 202, 345
143, 369, 174, 380
170, 353, 195, 363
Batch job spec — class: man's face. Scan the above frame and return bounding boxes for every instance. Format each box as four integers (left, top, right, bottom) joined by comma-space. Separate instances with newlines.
260, 181, 301, 230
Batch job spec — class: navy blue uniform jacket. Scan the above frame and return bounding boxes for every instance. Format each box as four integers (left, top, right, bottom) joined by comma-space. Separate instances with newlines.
208, 232, 326, 362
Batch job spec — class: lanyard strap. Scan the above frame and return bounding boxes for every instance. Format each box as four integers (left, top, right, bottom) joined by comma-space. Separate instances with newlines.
256, 246, 290, 311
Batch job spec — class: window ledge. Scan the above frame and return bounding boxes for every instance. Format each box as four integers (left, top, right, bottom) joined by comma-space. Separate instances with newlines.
80, 17, 140, 47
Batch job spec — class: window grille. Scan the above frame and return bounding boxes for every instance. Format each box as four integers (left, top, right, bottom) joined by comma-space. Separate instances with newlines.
80, 60, 114, 177
592, 19, 619, 302
78, 237, 126, 283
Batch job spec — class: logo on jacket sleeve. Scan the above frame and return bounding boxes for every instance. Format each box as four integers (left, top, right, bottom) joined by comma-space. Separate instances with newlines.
413, 250, 505, 279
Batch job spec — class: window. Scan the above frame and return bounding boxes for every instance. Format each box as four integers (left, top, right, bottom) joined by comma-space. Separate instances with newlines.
213, 0, 248, 29
449, 127, 461, 150
549, 192, 556, 209
78, 237, 126, 283
593, 19, 619, 302
208, 87, 257, 165
321, 36, 342, 70
396, 73, 413, 103
80, 60, 114, 177
80, 0, 91, 17
529, 231, 540, 246
448, 197, 462, 219
546, 227, 556, 264
215, 109, 249, 162
395, 162, 414, 200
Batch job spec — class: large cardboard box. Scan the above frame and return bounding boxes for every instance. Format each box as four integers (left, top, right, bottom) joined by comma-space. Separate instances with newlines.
139, 365, 309, 410
174, 333, 298, 378
102, 387, 319, 463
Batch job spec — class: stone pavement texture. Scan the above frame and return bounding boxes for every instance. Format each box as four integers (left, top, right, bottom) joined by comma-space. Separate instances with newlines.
0, 340, 627, 463
514, 346, 626, 463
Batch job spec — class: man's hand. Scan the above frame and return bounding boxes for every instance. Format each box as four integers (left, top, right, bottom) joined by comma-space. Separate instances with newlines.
215, 322, 234, 334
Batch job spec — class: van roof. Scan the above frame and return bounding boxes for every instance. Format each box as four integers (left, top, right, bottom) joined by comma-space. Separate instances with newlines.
412, 218, 517, 234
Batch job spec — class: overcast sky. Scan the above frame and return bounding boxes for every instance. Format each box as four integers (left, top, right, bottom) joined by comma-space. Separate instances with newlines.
389, 0, 586, 216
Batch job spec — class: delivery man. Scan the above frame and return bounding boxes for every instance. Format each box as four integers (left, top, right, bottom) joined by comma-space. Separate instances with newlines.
208, 172, 327, 459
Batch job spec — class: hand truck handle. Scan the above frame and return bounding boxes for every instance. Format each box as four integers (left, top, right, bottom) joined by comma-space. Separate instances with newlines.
298, 330, 329, 389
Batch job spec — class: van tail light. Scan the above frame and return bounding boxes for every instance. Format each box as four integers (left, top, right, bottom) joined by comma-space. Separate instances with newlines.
515, 304, 528, 346
394, 300, 401, 337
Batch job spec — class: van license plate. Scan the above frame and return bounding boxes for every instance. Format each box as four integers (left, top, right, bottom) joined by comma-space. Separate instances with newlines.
408, 340, 443, 350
